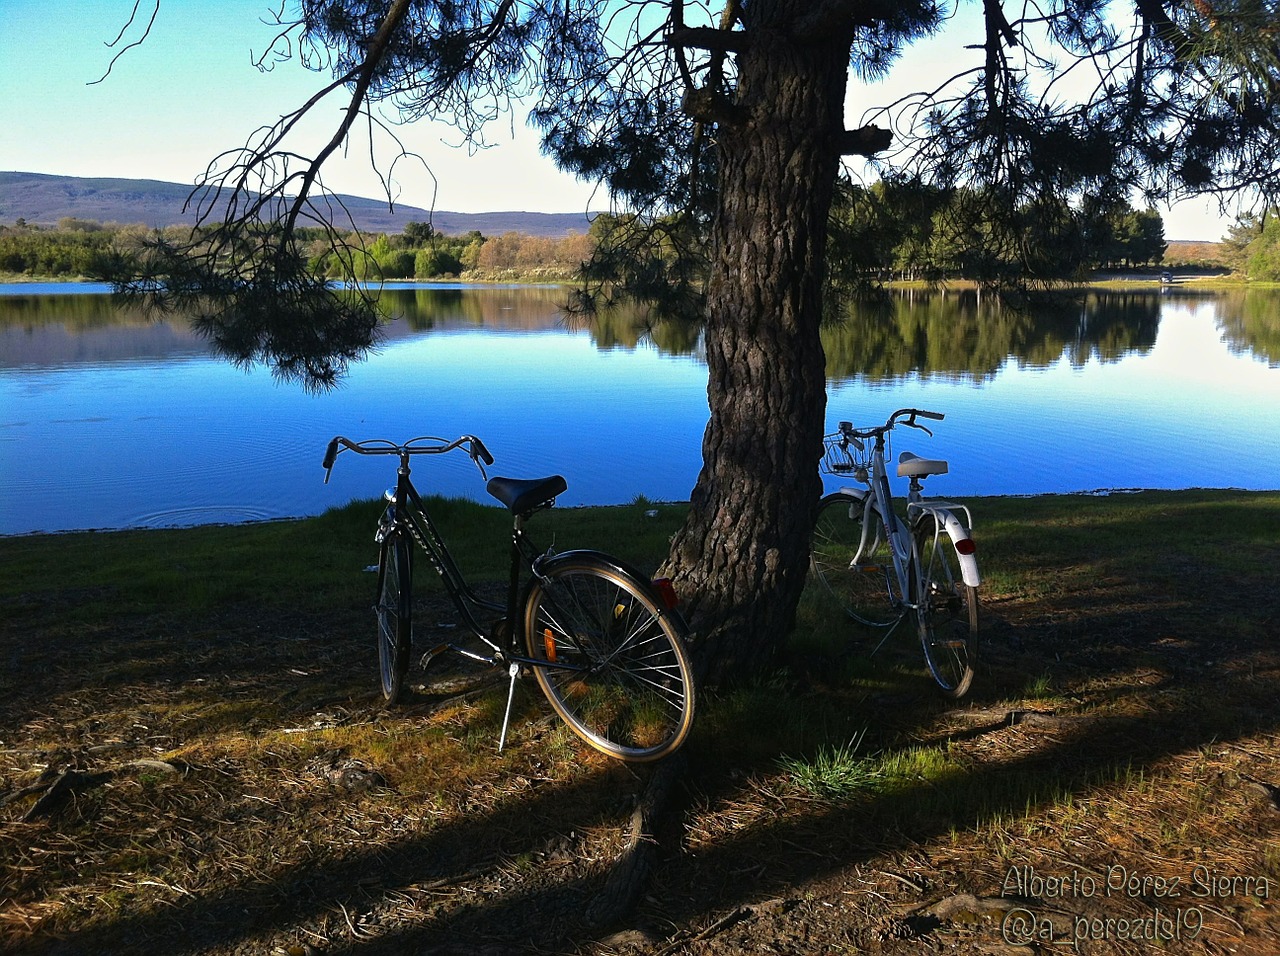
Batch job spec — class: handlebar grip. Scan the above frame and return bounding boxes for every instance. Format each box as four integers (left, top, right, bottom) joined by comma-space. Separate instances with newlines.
472, 437, 495, 466
322, 437, 340, 470
915, 409, 945, 421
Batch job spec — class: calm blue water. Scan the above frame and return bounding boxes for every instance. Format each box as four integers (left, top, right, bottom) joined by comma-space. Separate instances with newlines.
2, 282, 1278, 535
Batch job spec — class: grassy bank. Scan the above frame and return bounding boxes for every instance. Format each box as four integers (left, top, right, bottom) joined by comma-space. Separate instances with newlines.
3, 490, 1279, 954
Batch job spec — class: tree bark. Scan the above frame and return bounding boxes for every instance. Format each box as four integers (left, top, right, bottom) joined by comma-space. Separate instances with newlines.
663, 7, 854, 682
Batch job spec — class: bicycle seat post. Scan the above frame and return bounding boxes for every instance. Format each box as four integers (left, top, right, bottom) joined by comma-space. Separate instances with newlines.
503, 512, 528, 648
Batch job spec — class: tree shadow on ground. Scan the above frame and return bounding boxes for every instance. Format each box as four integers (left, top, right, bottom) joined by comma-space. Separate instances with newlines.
4, 492, 1279, 954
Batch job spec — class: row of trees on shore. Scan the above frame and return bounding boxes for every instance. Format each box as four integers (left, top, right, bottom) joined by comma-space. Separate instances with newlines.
17, 201, 1280, 290
829, 182, 1170, 284
1, 192, 1192, 286
1220, 212, 1280, 281
0, 217, 597, 282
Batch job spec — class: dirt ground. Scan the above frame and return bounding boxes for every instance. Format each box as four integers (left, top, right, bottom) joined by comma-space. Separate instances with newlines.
4, 532, 1280, 955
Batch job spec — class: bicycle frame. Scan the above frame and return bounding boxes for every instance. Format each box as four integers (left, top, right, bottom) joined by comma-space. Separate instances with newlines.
832, 418, 980, 614
324, 432, 696, 759
382, 460, 591, 675
379, 461, 502, 653
814, 409, 980, 696
836, 447, 914, 615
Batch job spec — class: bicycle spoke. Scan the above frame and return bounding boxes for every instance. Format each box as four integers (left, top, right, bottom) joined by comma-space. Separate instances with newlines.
375, 534, 412, 704
913, 518, 977, 698
525, 558, 695, 761
816, 411, 979, 698
326, 435, 695, 759
812, 492, 899, 626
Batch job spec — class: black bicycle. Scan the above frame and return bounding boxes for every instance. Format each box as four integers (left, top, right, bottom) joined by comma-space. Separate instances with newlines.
322, 434, 696, 762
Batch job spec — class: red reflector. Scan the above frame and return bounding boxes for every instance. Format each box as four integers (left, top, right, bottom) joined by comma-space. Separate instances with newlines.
653, 577, 680, 609
955, 538, 976, 555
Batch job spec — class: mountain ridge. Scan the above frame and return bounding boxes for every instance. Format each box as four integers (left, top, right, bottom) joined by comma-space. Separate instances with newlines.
1, 171, 1227, 249
0, 171, 597, 238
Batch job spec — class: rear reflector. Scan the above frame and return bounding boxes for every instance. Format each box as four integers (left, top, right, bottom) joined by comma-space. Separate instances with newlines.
955, 538, 976, 555
653, 577, 680, 609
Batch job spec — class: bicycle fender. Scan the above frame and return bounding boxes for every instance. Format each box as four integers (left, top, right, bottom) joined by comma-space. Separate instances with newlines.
533, 550, 690, 627
939, 510, 981, 588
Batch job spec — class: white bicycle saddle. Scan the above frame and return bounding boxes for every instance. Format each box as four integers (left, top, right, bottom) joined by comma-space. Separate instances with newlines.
898, 451, 949, 478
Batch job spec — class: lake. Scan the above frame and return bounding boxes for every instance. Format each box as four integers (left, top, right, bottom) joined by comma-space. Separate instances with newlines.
2, 281, 1279, 536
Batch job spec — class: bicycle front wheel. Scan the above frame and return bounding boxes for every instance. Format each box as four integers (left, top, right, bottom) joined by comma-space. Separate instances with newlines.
912, 517, 978, 698
812, 492, 898, 626
375, 531, 413, 705
523, 554, 695, 762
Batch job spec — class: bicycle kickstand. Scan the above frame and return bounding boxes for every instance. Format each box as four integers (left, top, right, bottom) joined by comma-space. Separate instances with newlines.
498, 661, 521, 752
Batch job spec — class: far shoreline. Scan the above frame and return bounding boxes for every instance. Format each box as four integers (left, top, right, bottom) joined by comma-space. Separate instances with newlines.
0, 269, 1251, 290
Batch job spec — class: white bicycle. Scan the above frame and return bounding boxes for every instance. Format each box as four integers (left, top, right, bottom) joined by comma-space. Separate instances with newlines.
811, 408, 980, 697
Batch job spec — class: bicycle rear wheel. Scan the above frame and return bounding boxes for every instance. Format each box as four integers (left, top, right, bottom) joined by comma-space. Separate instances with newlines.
811, 492, 898, 626
912, 516, 978, 698
523, 554, 695, 762
375, 531, 413, 705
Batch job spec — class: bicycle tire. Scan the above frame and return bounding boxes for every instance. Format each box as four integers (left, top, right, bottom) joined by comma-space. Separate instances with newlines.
912, 516, 978, 698
375, 531, 413, 705
811, 492, 899, 626
523, 554, 696, 762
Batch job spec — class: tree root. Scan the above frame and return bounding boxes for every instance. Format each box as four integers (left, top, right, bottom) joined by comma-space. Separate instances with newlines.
586, 750, 688, 929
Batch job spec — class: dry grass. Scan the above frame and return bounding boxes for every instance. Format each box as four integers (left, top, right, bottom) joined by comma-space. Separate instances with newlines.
0, 595, 649, 953
3, 490, 1280, 954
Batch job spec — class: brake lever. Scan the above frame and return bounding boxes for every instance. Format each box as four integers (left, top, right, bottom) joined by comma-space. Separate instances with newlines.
902, 413, 933, 438
468, 437, 492, 480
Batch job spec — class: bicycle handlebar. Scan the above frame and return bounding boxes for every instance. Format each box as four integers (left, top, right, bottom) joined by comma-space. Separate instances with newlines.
322, 434, 494, 484
839, 408, 945, 442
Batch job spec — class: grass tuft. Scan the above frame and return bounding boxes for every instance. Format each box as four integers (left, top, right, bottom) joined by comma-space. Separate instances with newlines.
778, 730, 872, 799
3, 489, 1280, 953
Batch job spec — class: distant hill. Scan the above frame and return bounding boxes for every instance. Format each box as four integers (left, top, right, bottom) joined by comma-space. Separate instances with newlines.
1165, 239, 1228, 265
0, 171, 597, 238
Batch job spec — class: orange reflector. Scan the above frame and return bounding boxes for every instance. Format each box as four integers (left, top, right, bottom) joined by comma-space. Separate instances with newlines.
543, 628, 557, 662
955, 538, 976, 555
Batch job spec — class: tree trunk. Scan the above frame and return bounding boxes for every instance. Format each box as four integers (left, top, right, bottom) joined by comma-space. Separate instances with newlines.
663, 10, 853, 682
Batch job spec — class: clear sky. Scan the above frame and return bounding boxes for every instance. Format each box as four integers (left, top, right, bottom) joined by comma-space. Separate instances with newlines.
0, 0, 603, 216
0, 0, 1234, 238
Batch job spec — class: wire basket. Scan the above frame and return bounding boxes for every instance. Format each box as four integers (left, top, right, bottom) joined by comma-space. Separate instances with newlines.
821, 432, 872, 477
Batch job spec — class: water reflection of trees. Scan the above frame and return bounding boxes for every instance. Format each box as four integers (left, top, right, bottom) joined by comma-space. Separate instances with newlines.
579, 300, 702, 355
0, 284, 706, 359
0, 292, 151, 330
378, 286, 564, 331
1214, 289, 1280, 367
381, 286, 1169, 373
381, 286, 704, 355
823, 290, 1161, 382
15, 285, 1280, 373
